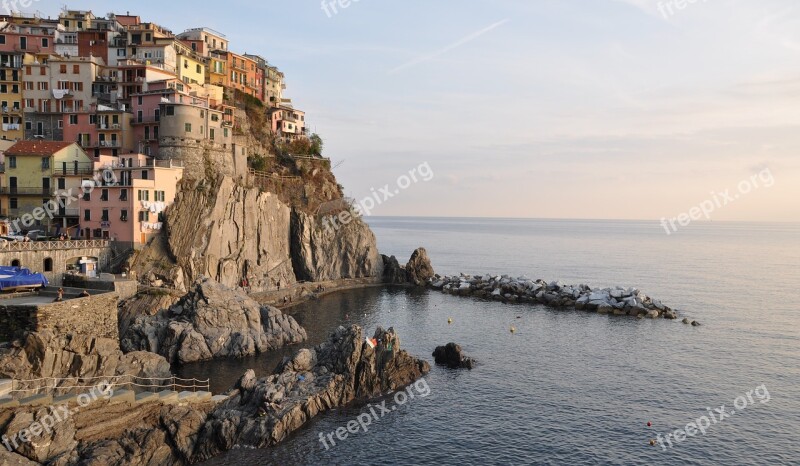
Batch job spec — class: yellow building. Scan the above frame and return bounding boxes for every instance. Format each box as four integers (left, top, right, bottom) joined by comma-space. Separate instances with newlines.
174, 41, 205, 86
0, 52, 33, 141
2, 141, 93, 230
207, 51, 227, 88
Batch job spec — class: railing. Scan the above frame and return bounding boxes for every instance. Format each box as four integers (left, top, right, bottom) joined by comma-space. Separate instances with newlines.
8, 374, 211, 397
52, 208, 79, 217
53, 167, 94, 176
0, 240, 110, 251
131, 116, 160, 125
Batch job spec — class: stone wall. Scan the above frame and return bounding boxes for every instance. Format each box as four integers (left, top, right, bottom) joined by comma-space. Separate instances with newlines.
0, 243, 112, 286
157, 137, 247, 180
0, 292, 119, 342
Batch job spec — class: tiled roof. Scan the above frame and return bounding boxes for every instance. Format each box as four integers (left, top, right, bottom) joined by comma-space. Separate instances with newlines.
5, 141, 74, 156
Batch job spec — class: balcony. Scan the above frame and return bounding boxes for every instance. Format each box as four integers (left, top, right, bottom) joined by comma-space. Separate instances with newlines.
14, 45, 42, 53
131, 116, 160, 125
96, 123, 123, 131
53, 166, 94, 176
52, 208, 79, 218
1, 187, 52, 196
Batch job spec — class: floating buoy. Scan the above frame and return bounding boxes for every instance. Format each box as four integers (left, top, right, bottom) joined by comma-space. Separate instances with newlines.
448, 318, 453, 324
510, 326, 516, 333
647, 421, 652, 427
649, 439, 656, 446
516, 316, 521, 319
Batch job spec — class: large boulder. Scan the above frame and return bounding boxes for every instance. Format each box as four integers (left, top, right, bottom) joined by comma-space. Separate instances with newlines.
432, 343, 475, 370
406, 247, 435, 286
121, 277, 307, 364
381, 255, 408, 284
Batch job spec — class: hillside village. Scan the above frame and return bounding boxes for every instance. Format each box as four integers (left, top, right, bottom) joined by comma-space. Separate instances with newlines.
0, 8, 316, 248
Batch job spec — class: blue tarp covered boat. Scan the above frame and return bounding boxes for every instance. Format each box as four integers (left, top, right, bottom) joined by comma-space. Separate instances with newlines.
0, 266, 49, 291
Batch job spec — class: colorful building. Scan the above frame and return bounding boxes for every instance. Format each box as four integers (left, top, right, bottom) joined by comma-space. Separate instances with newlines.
1, 141, 93, 230
176, 27, 228, 57
267, 104, 306, 142
80, 153, 183, 244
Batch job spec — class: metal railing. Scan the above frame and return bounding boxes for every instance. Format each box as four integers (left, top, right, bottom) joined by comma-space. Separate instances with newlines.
0, 240, 110, 251
8, 374, 211, 396
0, 187, 50, 195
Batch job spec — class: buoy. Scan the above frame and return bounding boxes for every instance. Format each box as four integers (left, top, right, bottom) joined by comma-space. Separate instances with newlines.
510, 326, 516, 333
649, 439, 656, 446
448, 318, 453, 324
647, 421, 652, 427
516, 316, 521, 319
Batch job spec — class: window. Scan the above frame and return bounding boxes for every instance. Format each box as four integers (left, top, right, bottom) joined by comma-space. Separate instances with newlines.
138, 210, 150, 222
57, 120, 63, 129
185, 123, 191, 133
196, 64, 201, 74
40, 67, 46, 76
9, 198, 17, 209
8, 156, 15, 168
224, 128, 228, 138
101, 189, 108, 201
25, 121, 32, 130
69, 114, 78, 125
0, 36, 4, 45
137, 96, 143, 105
73, 65, 80, 74
57, 178, 65, 190
43, 258, 53, 272
41, 38, 48, 48
101, 209, 109, 221
120, 209, 128, 221
210, 129, 215, 141
137, 190, 149, 201
24, 81, 33, 91
141, 170, 149, 180
83, 190, 90, 201
41, 157, 50, 169
120, 189, 128, 201
84, 209, 91, 221
155, 190, 165, 202
165, 106, 174, 116
60, 64, 67, 73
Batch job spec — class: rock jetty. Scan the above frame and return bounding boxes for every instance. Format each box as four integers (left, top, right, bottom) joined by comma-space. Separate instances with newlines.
430, 274, 690, 321
121, 277, 307, 364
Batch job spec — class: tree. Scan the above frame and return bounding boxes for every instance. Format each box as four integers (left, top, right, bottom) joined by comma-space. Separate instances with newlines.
309, 133, 323, 157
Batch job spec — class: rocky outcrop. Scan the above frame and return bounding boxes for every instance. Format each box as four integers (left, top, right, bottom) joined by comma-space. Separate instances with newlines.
194, 325, 429, 458
433, 343, 475, 369
121, 278, 307, 364
381, 255, 407, 284
406, 248, 434, 286
0, 332, 171, 394
0, 326, 429, 465
431, 274, 689, 322
290, 210, 383, 282
381, 248, 435, 286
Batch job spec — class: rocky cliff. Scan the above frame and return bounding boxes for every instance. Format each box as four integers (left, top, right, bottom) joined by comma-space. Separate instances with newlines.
121, 278, 306, 364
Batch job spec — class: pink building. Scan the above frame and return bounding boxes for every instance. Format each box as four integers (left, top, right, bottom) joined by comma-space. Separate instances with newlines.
61, 106, 135, 158
79, 153, 183, 246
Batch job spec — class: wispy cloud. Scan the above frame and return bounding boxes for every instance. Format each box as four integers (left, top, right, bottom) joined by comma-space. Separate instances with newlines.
388, 19, 510, 75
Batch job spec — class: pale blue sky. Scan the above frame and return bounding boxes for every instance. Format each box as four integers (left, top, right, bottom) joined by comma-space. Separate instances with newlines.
18, 0, 800, 221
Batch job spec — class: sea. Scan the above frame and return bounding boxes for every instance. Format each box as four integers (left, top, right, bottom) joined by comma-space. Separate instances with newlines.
193, 217, 800, 465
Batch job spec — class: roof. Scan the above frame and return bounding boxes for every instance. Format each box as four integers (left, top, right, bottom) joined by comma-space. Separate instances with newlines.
5, 141, 74, 156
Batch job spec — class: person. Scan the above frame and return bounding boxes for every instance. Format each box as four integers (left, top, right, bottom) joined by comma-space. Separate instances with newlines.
53, 288, 64, 302
277, 280, 281, 290
79, 290, 90, 298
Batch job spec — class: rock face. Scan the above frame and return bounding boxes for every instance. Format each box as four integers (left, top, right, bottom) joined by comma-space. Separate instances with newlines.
195, 325, 430, 458
121, 278, 307, 364
406, 248, 435, 286
433, 343, 475, 370
0, 331, 171, 394
431, 274, 690, 322
163, 176, 383, 293
290, 210, 383, 282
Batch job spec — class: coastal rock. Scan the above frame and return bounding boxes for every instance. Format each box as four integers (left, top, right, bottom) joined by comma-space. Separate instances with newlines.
406, 248, 435, 286
432, 343, 475, 369
0, 331, 171, 394
194, 325, 430, 459
121, 277, 307, 364
381, 255, 408, 284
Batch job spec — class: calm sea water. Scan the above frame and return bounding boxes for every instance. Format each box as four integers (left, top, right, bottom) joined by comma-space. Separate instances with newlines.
197, 218, 800, 465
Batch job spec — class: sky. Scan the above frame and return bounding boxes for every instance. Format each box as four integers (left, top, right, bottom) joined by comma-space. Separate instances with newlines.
13, 0, 800, 221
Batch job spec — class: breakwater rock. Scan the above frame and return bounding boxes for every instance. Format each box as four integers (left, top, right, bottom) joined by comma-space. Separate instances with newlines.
431, 274, 689, 321
121, 278, 307, 364
433, 343, 475, 369
382, 247, 435, 286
